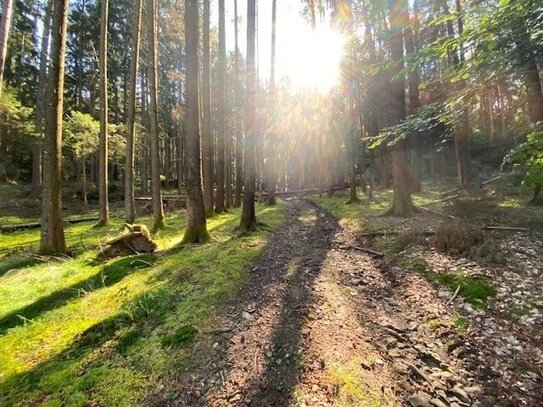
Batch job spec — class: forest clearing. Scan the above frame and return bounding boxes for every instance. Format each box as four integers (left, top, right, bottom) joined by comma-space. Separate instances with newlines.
0, 0, 542, 406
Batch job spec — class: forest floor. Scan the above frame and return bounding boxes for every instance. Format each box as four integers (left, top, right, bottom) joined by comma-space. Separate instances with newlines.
177, 186, 542, 407
0, 182, 541, 406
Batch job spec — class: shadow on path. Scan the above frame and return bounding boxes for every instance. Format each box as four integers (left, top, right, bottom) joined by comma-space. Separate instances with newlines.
193, 198, 340, 406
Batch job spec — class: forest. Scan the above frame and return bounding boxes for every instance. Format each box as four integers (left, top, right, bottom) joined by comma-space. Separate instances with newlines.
0, 0, 542, 405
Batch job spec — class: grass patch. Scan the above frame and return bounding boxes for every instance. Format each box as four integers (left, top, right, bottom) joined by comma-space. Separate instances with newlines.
453, 315, 469, 332
309, 186, 445, 220
401, 257, 496, 309
323, 356, 392, 406
160, 325, 198, 346
0, 202, 285, 406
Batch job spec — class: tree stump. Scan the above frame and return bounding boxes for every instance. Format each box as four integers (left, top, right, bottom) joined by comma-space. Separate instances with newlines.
102, 224, 157, 258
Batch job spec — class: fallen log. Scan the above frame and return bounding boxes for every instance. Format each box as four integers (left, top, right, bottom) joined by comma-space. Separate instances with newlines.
0, 216, 99, 233
480, 175, 503, 187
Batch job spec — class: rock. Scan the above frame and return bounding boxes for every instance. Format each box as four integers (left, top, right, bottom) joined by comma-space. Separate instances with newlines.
420, 351, 443, 368
242, 311, 254, 321
430, 399, 449, 407
448, 385, 471, 404
408, 365, 429, 384
407, 393, 434, 407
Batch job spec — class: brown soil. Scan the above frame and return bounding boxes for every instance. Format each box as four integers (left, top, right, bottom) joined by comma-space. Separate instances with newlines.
166, 198, 542, 407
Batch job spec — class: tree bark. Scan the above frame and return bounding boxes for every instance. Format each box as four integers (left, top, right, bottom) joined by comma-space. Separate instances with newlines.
201, 0, 214, 216
405, 3, 422, 192
31, 0, 53, 197
239, 0, 257, 231
233, 0, 243, 207
0, 0, 13, 98
265, 0, 277, 205
388, 0, 415, 216
98, 0, 109, 225
39, 0, 69, 255
182, 0, 209, 244
124, 0, 143, 224
215, 0, 226, 213
147, 0, 164, 229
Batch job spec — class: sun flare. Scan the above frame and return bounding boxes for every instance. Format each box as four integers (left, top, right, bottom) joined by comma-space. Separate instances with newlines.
278, 24, 346, 91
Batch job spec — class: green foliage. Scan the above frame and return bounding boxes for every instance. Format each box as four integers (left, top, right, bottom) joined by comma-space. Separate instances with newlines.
64, 111, 99, 158
504, 126, 543, 190
369, 105, 453, 150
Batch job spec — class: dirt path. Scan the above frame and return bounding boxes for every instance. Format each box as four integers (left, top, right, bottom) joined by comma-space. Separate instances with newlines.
175, 199, 540, 407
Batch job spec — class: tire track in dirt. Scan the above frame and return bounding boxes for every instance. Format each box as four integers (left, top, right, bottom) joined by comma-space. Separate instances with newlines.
170, 198, 537, 407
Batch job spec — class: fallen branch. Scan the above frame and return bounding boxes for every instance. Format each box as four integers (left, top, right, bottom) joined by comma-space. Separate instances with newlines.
447, 285, 461, 305
358, 230, 435, 237
418, 206, 456, 219
440, 187, 459, 197
421, 194, 460, 207
480, 175, 503, 187
340, 244, 384, 257
483, 225, 530, 232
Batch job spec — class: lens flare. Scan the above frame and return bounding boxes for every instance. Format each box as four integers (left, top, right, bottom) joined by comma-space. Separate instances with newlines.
277, 24, 346, 91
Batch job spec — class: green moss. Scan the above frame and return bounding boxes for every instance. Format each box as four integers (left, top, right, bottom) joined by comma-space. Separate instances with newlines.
160, 325, 198, 346
180, 223, 210, 244
453, 315, 469, 332
0, 202, 285, 405
401, 257, 496, 309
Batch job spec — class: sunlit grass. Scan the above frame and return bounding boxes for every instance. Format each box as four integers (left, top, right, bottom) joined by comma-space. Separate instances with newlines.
0, 203, 285, 406
309, 187, 441, 220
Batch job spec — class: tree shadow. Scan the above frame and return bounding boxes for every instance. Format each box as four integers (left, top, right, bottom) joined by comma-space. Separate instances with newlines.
0, 275, 180, 405
0, 255, 43, 278
0, 254, 155, 335
197, 199, 340, 406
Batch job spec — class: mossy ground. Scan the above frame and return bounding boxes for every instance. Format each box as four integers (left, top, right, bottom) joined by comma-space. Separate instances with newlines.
0, 200, 284, 406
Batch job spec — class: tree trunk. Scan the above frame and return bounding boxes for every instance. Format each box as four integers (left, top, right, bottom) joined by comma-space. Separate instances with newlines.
215, 0, 226, 213
265, 0, 277, 205
405, 4, 422, 192
233, 0, 243, 208
124, 0, 143, 224
82, 157, 88, 206
182, 0, 209, 244
98, 0, 109, 225
201, 0, 214, 216
0, 0, 14, 98
147, 0, 164, 229
239, 0, 257, 231
39, 0, 69, 255
388, 0, 415, 216
31, 0, 53, 197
